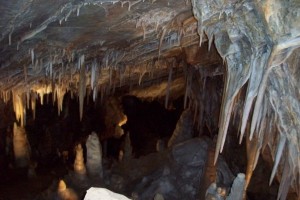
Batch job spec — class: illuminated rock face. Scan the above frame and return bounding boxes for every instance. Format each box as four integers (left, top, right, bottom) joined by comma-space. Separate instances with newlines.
86, 132, 103, 178
13, 123, 30, 168
104, 97, 127, 138
74, 144, 86, 175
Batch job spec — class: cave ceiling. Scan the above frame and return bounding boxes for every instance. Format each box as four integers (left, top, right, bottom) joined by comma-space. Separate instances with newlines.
0, 0, 300, 199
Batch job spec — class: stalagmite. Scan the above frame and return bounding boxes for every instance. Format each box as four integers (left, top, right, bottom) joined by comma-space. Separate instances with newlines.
58, 179, 67, 193
74, 144, 86, 175
86, 132, 103, 178
58, 180, 78, 200
226, 173, 246, 200
123, 133, 132, 160
13, 123, 30, 168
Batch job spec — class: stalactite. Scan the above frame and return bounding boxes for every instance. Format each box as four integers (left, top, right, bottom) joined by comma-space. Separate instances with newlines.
245, 130, 262, 191
239, 48, 270, 144
165, 66, 173, 109
159, 27, 167, 56
269, 134, 286, 186
250, 62, 278, 140
26, 89, 30, 109
9, 32, 12, 46
20, 23, 48, 43
31, 92, 37, 120
91, 61, 97, 90
31, 49, 34, 65
56, 85, 66, 116
12, 91, 26, 127
79, 57, 86, 121
183, 74, 190, 109
49, 61, 53, 78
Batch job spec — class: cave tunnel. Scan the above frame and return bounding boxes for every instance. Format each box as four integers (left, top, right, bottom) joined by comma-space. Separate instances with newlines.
0, 0, 299, 200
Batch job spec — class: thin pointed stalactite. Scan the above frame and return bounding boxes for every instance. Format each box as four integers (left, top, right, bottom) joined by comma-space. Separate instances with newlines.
249, 50, 278, 140
165, 66, 173, 109
269, 134, 286, 186
245, 128, 262, 192
79, 59, 86, 121
240, 47, 271, 144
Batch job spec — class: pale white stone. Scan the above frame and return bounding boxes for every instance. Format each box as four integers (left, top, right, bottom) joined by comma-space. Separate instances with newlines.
86, 132, 103, 177
84, 187, 130, 200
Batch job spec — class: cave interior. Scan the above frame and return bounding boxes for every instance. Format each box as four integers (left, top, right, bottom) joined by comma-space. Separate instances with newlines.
0, 0, 299, 199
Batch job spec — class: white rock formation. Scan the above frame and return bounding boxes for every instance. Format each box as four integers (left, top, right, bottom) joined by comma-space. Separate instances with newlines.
86, 132, 103, 178
74, 144, 86, 175
226, 173, 246, 200
13, 123, 30, 167
84, 187, 130, 200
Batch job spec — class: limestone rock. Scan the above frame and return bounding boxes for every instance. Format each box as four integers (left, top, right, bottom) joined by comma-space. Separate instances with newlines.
171, 138, 208, 167
84, 187, 130, 200
168, 109, 194, 148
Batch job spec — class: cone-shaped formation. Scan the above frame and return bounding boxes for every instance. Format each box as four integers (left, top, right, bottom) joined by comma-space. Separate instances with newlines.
86, 132, 103, 178
58, 180, 67, 193
227, 173, 246, 200
74, 144, 86, 175
57, 180, 78, 200
13, 123, 30, 167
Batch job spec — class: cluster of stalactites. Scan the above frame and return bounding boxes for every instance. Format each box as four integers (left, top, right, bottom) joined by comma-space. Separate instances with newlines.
191, 0, 300, 199
0, 82, 67, 127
